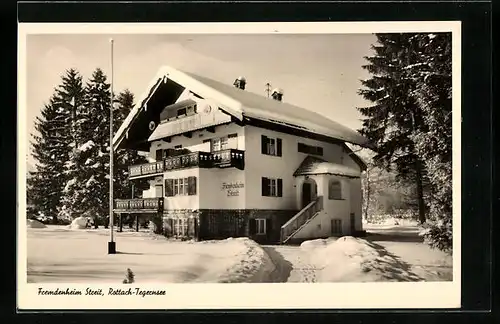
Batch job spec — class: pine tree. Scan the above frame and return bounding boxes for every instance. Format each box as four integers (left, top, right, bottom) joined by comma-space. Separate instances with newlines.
77, 68, 113, 227
29, 70, 84, 223
407, 33, 453, 252
51, 69, 86, 221
357, 33, 429, 224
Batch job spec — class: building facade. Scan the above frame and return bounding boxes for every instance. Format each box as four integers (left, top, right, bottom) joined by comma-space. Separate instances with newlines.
113, 66, 371, 244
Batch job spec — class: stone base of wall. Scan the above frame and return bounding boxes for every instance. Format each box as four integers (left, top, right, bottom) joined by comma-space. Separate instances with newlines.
161, 209, 298, 244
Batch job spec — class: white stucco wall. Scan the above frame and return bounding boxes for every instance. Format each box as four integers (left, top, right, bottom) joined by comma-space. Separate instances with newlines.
349, 178, 363, 231
244, 125, 345, 210
139, 121, 364, 231
291, 174, 360, 239
199, 168, 246, 210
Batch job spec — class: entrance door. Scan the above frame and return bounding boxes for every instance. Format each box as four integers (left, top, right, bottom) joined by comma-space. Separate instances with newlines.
302, 182, 312, 208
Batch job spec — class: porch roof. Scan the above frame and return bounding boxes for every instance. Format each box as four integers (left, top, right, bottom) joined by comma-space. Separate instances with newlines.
293, 156, 361, 178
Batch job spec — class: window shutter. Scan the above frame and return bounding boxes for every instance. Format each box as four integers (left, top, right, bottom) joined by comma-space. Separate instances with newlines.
277, 179, 283, 197
276, 138, 282, 156
188, 176, 197, 195
261, 135, 268, 154
262, 177, 270, 196
165, 179, 174, 197
249, 219, 257, 235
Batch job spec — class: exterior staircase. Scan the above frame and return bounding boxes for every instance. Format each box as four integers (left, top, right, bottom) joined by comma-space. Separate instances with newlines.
280, 196, 324, 244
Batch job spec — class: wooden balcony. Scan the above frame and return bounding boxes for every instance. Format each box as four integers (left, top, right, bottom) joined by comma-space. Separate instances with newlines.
114, 197, 164, 213
128, 150, 245, 180
148, 109, 233, 142
164, 151, 213, 170
128, 161, 164, 179
212, 149, 245, 170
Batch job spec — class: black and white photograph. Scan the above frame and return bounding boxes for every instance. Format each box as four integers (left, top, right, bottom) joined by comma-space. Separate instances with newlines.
18, 22, 460, 309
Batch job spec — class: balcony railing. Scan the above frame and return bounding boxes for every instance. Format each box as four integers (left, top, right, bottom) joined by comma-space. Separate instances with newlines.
114, 197, 164, 213
280, 196, 323, 244
212, 149, 245, 170
164, 151, 213, 170
129, 161, 164, 178
149, 109, 233, 142
128, 149, 245, 179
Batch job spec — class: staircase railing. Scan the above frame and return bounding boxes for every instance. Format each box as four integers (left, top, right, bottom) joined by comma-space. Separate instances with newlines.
280, 196, 323, 244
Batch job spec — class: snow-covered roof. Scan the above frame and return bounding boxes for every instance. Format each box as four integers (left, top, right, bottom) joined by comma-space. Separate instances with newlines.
113, 66, 371, 150
294, 156, 361, 178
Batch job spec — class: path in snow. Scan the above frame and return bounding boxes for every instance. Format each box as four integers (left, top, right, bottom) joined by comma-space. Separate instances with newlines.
364, 223, 453, 281
262, 245, 319, 283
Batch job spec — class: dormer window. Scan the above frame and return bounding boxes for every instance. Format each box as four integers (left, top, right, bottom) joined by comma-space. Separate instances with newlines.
177, 108, 187, 117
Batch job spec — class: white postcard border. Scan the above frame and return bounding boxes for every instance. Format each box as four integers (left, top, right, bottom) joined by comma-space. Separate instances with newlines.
17, 21, 462, 310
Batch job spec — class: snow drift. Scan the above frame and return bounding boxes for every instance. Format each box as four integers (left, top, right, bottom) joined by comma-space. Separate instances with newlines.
304, 236, 423, 282
69, 216, 88, 230
27, 219, 47, 229
27, 228, 272, 284
214, 237, 275, 283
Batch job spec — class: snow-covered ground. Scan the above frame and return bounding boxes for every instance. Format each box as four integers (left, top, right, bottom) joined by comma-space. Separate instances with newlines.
364, 221, 453, 281
27, 226, 272, 283
26, 220, 452, 283
262, 220, 452, 282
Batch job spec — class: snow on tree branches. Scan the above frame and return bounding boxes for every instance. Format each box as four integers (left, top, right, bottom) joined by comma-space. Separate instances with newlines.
358, 33, 453, 252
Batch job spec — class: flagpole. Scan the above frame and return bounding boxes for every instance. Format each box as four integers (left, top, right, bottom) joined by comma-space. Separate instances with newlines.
108, 38, 116, 254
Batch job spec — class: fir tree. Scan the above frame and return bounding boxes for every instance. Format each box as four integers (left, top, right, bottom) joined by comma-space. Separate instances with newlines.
29, 69, 84, 223
54, 69, 86, 220
78, 68, 113, 226
407, 33, 453, 252
357, 33, 429, 224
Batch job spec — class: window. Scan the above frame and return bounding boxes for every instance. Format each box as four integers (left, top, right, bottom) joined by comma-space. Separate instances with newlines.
328, 180, 342, 200
261, 135, 282, 156
211, 138, 221, 152
256, 218, 266, 235
173, 218, 188, 236
298, 142, 323, 156
331, 219, 342, 235
270, 179, 277, 196
211, 136, 229, 152
166, 177, 197, 197
262, 177, 283, 197
177, 108, 187, 117
174, 145, 183, 149
155, 149, 163, 161
220, 137, 229, 150
178, 178, 187, 195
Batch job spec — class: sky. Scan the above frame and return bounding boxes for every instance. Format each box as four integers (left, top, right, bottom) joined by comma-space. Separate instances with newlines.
25, 33, 377, 168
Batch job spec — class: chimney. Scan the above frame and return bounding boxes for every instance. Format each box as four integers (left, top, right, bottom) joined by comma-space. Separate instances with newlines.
233, 76, 246, 90
271, 88, 284, 101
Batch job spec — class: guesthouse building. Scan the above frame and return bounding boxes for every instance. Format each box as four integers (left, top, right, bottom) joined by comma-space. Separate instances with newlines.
112, 66, 371, 244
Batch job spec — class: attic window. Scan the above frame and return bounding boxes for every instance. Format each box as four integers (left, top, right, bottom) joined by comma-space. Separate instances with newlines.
298, 143, 323, 156
177, 108, 187, 117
